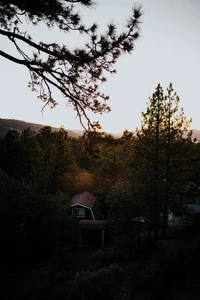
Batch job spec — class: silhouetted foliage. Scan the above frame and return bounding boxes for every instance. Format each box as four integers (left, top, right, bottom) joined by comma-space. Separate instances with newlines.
0, 1, 142, 129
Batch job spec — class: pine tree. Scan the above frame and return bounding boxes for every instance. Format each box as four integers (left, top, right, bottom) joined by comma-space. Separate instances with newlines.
2, 129, 22, 178
21, 127, 44, 188
54, 127, 79, 192
36, 126, 57, 191
95, 132, 135, 189
133, 83, 192, 237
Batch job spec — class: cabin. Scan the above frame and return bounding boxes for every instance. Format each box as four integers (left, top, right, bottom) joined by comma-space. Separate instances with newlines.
71, 191, 105, 246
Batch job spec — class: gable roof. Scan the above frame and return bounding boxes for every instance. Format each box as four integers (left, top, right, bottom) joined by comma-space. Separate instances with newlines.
71, 191, 101, 220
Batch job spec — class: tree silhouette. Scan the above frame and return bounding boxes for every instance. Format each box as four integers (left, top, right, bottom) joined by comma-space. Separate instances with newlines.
0, 0, 142, 129
133, 83, 192, 237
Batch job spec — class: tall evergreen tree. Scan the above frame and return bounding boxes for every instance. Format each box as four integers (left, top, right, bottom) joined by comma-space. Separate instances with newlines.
2, 129, 22, 178
21, 127, 44, 188
95, 132, 135, 189
133, 83, 192, 237
36, 126, 57, 191
54, 127, 79, 192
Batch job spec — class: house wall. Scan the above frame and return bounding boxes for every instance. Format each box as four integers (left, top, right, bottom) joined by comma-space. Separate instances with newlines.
183, 192, 200, 213
72, 205, 93, 220
187, 204, 200, 213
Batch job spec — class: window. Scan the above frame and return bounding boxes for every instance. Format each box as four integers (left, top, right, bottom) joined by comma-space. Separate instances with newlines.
72, 208, 85, 218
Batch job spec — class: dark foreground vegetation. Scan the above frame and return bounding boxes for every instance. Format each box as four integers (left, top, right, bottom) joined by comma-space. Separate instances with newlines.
1, 84, 200, 299
2, 229, 200, 300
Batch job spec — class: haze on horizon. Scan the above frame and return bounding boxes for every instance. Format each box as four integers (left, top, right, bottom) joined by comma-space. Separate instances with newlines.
0, 0, 200, 134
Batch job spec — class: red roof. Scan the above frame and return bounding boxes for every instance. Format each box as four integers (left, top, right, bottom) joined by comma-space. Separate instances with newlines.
71, 191, 96, 209
71, 191, 101, 220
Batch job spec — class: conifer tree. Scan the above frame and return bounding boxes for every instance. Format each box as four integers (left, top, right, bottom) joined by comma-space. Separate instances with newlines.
54, 127, 79, 192
21, 127, 44, 188
134, 83, 192, 237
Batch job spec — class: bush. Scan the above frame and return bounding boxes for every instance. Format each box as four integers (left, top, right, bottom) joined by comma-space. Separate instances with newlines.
152, 240, 178, 266
88, 248, 125, 269
113, 237, 134, 255
54, 270, 73, 283
133, 262, 163, 294
67, 263, 123, 300
151, 239, 185, 285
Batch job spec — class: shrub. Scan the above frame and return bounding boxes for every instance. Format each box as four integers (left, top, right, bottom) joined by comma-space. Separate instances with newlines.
152, 240, 178, 266
54, 270, 73, 283
88, 248, 125, 269
151, 239, 185, 284
133, 262, 163, 294
67, 263, 123, 300
113, 237, 135, 256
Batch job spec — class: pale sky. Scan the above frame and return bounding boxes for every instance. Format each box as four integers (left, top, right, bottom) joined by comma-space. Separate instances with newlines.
1, 0, 200, 134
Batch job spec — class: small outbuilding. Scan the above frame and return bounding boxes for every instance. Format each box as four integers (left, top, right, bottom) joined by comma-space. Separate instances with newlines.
71, 191, 105, 246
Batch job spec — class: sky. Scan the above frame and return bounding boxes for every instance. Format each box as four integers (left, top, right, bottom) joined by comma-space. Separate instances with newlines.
0, 0, 200, 134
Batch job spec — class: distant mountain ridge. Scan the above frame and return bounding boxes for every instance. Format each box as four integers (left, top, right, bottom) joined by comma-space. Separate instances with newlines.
0, 118, 84, 138
0, 118, 200, 141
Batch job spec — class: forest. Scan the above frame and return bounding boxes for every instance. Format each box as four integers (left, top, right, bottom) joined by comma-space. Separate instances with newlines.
1, 84, 200, 299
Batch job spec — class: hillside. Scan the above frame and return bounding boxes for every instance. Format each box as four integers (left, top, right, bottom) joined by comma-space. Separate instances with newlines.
0, 118, 84, 138
0, 118, 199, 141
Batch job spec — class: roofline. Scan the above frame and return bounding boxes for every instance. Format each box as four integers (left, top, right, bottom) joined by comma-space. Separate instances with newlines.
71, 204, 95, 220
